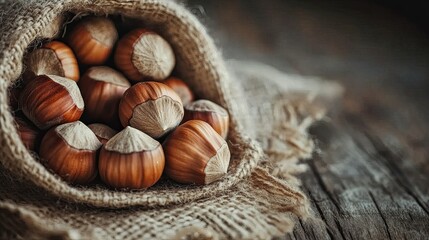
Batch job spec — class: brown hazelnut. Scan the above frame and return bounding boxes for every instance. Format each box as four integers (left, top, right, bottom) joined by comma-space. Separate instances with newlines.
114, 29, 175, 82
15, 116, 43, 151
39, 121, 102, 184
20, 75, 84, 130
8, 86, 21, 111
67, 17, 118, 65
79, 66, 130, 126
99, 126, 165, 189
183, 100, 229, 139
119, 82, 184, 139
88, 123, 118, 144
164, 77, 194, 106
24, 41, 80, 82
164, 120, 231, 185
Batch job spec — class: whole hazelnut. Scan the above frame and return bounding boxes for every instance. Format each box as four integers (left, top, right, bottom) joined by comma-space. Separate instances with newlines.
79, 66, 130, 126
99, 126, 165, 189
114, 29, 175, 82
20, 75, 84, 130
164, 120, 231, 185
15, 116, 43, 151
183, 100, 229, 139
88, 123, 118, 144
67, 17, 118, 65
24, 41, 80, 82
39, 121, 102, 184
119, 82, 184, 139
164, 77, 194, 106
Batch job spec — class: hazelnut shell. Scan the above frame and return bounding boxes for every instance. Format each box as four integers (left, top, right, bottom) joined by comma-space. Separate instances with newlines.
24, 41, 80, 82
67, 17, 118, 65
15, 116, 43, 151
39, 121, 102, 184
20, 75, 84, 130
183, 100, 229, 139
88, 123, 118, 144
79, 66, 130, 126
99, 126, 165, 189
119, 81, 184, 139
114, 29, 175, 82
164, 120, 231, 185
164, 77, 194, 106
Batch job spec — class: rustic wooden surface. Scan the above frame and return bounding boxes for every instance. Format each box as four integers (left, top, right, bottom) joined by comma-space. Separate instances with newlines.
187, 0, 429, 239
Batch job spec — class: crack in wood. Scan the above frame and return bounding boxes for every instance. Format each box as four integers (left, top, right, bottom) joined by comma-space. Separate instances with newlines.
368, 191, 393, 240
307, 192, 335, 240
308, 161, 342, 213
367, 137, 429, 216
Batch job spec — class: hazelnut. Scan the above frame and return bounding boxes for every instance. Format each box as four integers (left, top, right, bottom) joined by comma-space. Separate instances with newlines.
8, 86, 21, 111
39, 121, 102, 184
99, 126, 165, 189
119, 82, 184, 139
183, 100, 229, 139
67, 17, 118, 65
24, 41, 80, 82
164, 120, 231, 185
15, 116, 43, 151
164, 77, 194, 106
88, 123, 118, 144
79, 66, 130, 126
20, 75, 84, 130
114, 29, 175, 82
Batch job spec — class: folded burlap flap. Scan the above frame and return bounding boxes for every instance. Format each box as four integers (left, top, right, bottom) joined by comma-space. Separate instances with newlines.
0, 0, 343, 239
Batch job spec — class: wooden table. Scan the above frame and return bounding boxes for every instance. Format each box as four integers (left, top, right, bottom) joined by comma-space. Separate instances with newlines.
187, 0, 429, 239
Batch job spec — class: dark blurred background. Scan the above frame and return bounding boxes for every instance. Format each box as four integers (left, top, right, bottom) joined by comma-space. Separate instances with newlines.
374, 0, 429, 31
186, 0, 429, 115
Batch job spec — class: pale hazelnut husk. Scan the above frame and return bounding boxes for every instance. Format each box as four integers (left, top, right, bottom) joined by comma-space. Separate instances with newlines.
164, 120, 231, 185
88, 123, 118, 144
164, 77, 194, 106
67, 17, 118, 65
15, 116, 43, 151
114, 29, 175, 82
183, 100, 229, 139
39, 121, 102, 184
119, 82, 184, 139
20, 75, 84, 130
99, 126, 165, 189
24, 41, 80, 82
79, 66, 130, 126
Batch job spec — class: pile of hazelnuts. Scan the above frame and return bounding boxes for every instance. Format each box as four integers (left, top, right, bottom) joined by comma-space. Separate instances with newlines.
9, 16, 231, 190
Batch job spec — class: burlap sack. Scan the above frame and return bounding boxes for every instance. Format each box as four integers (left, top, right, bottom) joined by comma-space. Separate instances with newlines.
0, 60, 342, 239
0, 0, 263, 208
0, 0, 343, 239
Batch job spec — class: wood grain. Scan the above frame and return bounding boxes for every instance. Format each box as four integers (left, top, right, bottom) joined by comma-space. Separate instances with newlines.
187, 0, 429, 239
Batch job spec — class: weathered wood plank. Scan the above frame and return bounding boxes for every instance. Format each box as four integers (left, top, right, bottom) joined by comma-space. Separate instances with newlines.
187, 0, 429, 239
290, 88, 429, 240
